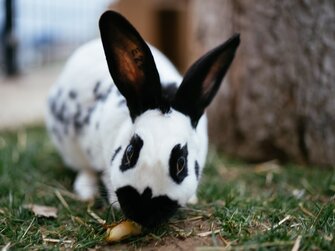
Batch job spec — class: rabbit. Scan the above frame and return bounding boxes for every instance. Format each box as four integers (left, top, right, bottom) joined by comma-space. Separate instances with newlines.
45, 10, 240, 228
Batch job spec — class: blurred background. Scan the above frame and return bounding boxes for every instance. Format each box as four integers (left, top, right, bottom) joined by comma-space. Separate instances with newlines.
0, 0, 112, 75
0, 0, 193, 76
0, 0, 334, 167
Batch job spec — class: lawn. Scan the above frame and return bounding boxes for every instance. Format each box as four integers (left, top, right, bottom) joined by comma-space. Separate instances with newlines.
0, 127, 334, 250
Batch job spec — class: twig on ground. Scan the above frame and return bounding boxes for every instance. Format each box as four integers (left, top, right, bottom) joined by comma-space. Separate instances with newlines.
197, 229, 221, 237
291, 235, 302, 251
271, 215, 291, 230
87, 208, 106, 225
148, 232, 165, 241
260, 222, 271, 231
310, 204, 326, 230
54, 189, 71, 212
180, 207, 212, 217
43, 237, 73, 245
43, 238, 73, 244
20, 217, 35, 241
290, 223, 302, 228
218, 233, 231, 247
171, 215, 204, 224
1, 242, 11, 251
71, 216, 86, 226
57, 188, 82, 201
298, 203, 315, 218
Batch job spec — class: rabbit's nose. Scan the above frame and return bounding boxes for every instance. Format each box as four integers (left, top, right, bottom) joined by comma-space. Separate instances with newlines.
116, 186, 179, 228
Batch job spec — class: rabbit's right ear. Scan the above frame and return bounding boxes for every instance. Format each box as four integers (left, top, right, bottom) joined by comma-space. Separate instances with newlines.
172, 34, 240, 128
99, 11, 162, 120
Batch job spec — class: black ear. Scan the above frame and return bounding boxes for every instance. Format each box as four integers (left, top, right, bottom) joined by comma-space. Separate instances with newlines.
172, 34, 240, 127
99, 11, 162, 120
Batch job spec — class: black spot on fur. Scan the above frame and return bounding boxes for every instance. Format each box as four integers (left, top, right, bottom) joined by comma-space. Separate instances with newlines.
48, 89, 65, 122
74, 104, 82, 119
49, 97, 57, 115
83, 106, 96, 125
48, 95, 72, 136
49, 97, 59, 119
195, 161, 199, 179
116, 186, 179, 228
56, 103, 66, 123
74, 104, 83, 130
74, 120, 82, 131
73, 104, 96, 131
95, 93, 105, 100
169, 144, 188, 184
111, 146, 122, 163
95, 84, 113, 102
93, 81, 101, 95
56, 88, 63, 98
120, 134, 143, 172
69, 90, 77, 99
106, 85, 113, 95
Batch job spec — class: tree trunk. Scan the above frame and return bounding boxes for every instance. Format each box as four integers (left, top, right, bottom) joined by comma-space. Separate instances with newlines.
190, 0, 335, 166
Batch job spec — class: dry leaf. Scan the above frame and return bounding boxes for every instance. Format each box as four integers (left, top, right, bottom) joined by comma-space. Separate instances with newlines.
253, 160, 281, 173
106, 220, 142, 243
23, 204, 58, 218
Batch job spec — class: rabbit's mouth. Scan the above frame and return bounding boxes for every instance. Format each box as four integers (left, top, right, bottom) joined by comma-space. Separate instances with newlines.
116, 185, 179, 228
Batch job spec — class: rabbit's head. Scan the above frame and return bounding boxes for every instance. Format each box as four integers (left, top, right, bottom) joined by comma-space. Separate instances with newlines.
99, 11, 240, 227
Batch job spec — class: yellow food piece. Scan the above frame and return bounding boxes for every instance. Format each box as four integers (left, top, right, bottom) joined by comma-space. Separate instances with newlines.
106, 220, 142, 243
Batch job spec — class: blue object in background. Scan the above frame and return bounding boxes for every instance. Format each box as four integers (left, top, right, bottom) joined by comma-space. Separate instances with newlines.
0, 0, 115, 74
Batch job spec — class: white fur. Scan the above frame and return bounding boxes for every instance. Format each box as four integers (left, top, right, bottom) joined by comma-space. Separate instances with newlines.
45, 39, 208, 206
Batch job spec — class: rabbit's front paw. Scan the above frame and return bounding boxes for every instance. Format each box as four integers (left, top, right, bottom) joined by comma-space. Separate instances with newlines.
74, 171, 98, 201
187, 194, 198, 205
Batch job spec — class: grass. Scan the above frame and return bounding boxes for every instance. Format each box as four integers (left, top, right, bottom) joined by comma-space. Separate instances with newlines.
0, 127, 334, 250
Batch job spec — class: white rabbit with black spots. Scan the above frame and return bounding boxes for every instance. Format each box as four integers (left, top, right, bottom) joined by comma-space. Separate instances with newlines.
46, 11, 240, 227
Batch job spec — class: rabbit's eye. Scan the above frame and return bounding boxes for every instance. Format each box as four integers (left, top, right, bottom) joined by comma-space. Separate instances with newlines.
120, 134, 143, 172
176, 157, 186, 175
126, 144, 134, 163
169, 144, 188, 184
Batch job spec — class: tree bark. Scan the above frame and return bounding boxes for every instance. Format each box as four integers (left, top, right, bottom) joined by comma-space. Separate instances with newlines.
190, 0, 335, 166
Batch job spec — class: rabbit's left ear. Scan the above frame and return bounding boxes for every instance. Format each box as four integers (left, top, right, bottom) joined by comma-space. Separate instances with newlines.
99, 11, 162, 120
173, 34, 240, 127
